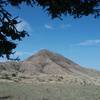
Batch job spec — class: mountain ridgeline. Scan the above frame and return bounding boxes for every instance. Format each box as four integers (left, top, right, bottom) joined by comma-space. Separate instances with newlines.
0, 49, 100, 85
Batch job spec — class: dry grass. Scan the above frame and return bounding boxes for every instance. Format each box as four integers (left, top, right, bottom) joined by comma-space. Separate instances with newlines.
0, 79, 100, 100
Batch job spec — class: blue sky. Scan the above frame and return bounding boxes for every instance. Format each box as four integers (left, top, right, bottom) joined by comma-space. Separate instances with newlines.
1, 5, 100, 70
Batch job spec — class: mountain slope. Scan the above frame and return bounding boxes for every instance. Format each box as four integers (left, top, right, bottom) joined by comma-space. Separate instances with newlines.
24, 49, 100, 77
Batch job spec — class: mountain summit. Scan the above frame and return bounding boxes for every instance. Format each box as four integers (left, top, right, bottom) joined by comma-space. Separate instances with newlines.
26, 49, 77, 65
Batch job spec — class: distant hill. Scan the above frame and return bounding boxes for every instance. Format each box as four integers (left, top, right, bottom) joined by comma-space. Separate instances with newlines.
0, 49, 100, 85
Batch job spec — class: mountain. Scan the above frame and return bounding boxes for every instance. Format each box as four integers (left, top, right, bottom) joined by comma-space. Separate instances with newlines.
23, 49, 100, 76
0, 49, 100, 85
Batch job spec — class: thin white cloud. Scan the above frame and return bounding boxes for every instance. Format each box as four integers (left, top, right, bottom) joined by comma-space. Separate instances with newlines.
44, 23, 71, 30
60, 23, 72, 29
44, 24, 54, 30
15, 51, 32, 56
77, 39, 100, 46
16, 18, 32, 32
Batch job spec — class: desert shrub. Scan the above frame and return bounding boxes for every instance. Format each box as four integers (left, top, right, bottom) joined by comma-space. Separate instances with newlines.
0, 96, 12, 99
37, 77, 45, 82
12, 73, 17, 77
48, 78, 53, 81
1, 71, 11, 80
42, 97, 48, 100
57, 75, 64, 81
0, 65, 6, 71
